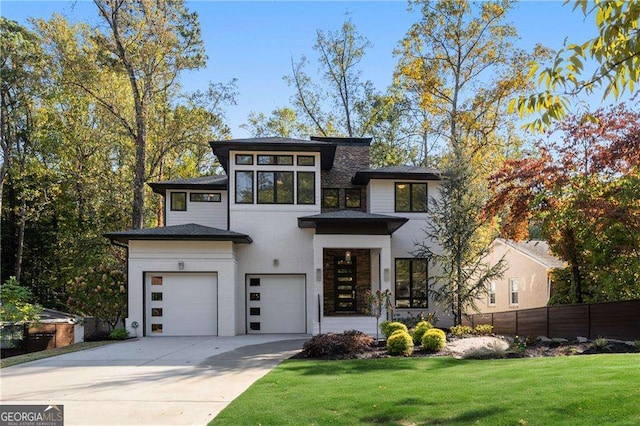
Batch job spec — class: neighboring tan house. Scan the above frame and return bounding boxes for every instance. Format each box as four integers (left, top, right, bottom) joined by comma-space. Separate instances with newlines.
473, 239, 565, 314
105, 136, 451, 337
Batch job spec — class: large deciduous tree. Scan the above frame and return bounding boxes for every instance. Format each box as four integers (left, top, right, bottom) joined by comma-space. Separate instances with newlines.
396, 0, 544, 324
486, 103, 640, 303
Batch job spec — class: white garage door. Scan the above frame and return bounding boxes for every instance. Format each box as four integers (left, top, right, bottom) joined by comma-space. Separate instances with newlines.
247, 275, 306, 334
145, 272, 217, 336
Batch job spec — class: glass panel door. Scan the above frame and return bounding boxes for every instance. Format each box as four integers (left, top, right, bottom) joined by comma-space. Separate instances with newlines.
334, 256, 357, 312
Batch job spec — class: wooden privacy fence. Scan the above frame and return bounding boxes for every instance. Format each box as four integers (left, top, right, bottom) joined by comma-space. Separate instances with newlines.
463, 299, 640, 340
0, 323, 75, 358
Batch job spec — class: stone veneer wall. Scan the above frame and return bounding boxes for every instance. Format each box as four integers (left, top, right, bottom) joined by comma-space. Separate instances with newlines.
323, 248, 371, 315
321, 142, 370, 212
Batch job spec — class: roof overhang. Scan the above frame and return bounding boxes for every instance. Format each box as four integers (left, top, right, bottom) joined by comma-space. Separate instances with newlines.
352, 169, 442, 185
298, 211, 408, 235
104, 224, 252, 246
148, 180, 228, 195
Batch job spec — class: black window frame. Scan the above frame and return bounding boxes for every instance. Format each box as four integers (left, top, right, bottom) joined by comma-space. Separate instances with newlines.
394, 258, 428, 308
170, 192, 187, 211
189, 193, 222, 202
345, 188, 362, 209
257, 155, 293, 165
322, 188, 340, 208
297, 171, 315, 205
257, 171, 294, 204
235, 170, 254, 204
297, 155, 315, 166
235, 154, 254, 165
395, 182, 428, 212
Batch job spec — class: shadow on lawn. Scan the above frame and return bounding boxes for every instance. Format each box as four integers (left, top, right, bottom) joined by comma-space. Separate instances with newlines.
283, 356, 463, 376
361, 406, 506, 425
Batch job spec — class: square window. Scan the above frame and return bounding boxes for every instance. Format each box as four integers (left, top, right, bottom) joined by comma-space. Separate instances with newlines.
250, 292, 261, 301
190, 193, 221, 202
249, 278, 261, 287
235, 154, 253, 165
151, 323, 163, 333
151, 292, 163, 301
258, 155, 276, 165
257, 171, 293, 204
250, 322, 261, 330
151, 276, 162, 285
297, 155, 315, 166
151, 308, 163, 317
322, 188, 339, 208
170, 192, 187, 211
250, 307, 261, 316
395, 183, 427, 212
277, 155, 293, 165
345, 188, 362, 209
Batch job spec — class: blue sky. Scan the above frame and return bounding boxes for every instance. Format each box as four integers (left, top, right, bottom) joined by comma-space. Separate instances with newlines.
2, 1, 600, 138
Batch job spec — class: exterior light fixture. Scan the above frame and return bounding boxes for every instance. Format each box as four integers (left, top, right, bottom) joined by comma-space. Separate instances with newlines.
345, 250, 352, 264
178, 260, 185, 270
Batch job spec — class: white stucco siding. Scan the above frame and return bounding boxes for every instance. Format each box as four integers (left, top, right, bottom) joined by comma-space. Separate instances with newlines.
126, 240, 238, 337
166, 190, 228, 229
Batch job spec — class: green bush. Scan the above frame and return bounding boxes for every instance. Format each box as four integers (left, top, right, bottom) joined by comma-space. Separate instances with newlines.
381, 321, 408, 339
302, 330, 373, 359
474, 324, 494, 335
387, 330, 414, 356
413, 321, 433, 345
422, 328, 447, 352
450, 325, 474, 336
109, 328, 129, 340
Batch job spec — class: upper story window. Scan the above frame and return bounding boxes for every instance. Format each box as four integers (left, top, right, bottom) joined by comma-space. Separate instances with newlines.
489, 282, 496, 305
297, 155, 315, 166
395, 182, 427, 212
345, 188, 362, 209
395, 258, 428, 308
322, 188, 339, 208
257, 155, 293, 166
170, 192, 187, 211
297, 172, 315, 204
257, 171, 294, 204
190, 193, 221, 202
235, 171, 254, 204
235, 154, 253, 165
510, 278, 519, 305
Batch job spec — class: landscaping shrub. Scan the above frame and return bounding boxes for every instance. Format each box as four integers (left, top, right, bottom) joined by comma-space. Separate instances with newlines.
450, 325, 474, 336
302, 331, 373, 359
379, 320, 391, 337
592, 337, 609, 352
460, 341, 508, 359
387, 330, 414, 356
474, 324, 494, 335
109, 328, 130, 340
422, 328, 447, 352
412, 321, 433, 345
381, 321, 408, 339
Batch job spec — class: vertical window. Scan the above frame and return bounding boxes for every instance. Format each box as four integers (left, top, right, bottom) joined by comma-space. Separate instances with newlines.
235, 154, 253, 165
395, 183, 427, 212
297, 155, 315, 166
235, 171, 254, 204
489, 282, 496, 305
257, 171, 293, 204
510, 278, 519, 305
170, 192, 187, 211
322, 188, 339, 208
297, 172, 315, 204
395, 259, 428, 308
345, 188, 362, 209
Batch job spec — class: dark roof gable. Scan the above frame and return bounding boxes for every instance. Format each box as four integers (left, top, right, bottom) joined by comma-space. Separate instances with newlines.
353, 166, 442, 185
148, 175, 228, 195
104, 223, 252, 244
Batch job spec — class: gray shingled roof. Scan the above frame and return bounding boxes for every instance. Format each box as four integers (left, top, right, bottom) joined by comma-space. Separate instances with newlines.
353, 166, 442, 184
148, 175, 228, 194
298, 210, 408, 234
105, 223, 252, 244
499, 239, 565, 268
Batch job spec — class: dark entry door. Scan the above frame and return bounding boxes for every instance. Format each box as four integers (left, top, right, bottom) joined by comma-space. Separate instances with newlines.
334, 256, 357, 312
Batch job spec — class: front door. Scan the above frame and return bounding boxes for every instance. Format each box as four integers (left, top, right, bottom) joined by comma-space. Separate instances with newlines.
334, 256, 357, 312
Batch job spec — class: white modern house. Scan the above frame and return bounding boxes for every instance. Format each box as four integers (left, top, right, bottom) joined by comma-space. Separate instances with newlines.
105, 136, 449, 337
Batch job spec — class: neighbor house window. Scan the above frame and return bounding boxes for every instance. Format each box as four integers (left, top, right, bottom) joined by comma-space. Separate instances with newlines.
395, 258, 428, 308
235, 154, 253, 165
257, 171, 294, 204
190, 193, 221, 202
345, 188, 362, 209
395, 183, 427, 212
235, 171, 254, 204
489, 282, 496, 305
297, 155, 315, 166
297, 172, 315, 204
170, 192, 187, 211
258, 155, 293, 165
510, 278, 519, 305
322, 188, 339, 208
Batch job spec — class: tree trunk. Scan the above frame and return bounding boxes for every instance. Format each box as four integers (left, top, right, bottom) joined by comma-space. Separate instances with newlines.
157, 159, 164, 227
15, 196, 26, 281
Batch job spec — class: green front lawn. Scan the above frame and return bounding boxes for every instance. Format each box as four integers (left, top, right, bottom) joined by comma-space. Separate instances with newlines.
211, 354, 640, 425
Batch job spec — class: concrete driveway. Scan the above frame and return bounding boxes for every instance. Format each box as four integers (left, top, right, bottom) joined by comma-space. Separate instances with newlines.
0, 335, 308, 425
